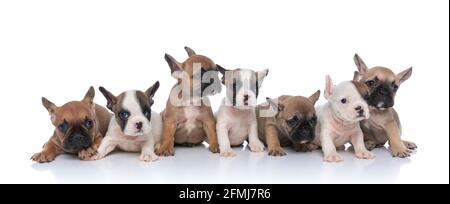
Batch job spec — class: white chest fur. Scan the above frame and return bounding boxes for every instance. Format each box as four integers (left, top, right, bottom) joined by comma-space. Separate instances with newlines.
183, 106, 201, 134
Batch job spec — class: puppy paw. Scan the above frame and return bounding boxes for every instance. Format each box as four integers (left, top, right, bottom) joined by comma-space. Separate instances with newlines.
208, 143, 220, 154
364, 140, 378, 151
156, 147, 175, 156
323, 152, 344, 163
355, 150, 375, 160
220, 149, 237, 157
403, 140, 417, 150
249, 141, 265, 152
139, 154, 159, 162
31, 151, 56, 163
268, 147, 286, 156
391, 145, 412, 158
78, 147, 97, 160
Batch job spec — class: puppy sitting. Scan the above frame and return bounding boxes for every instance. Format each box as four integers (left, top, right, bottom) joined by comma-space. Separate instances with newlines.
156, 47, 222, 156
256, 91, 321, 156
312, 75, 375, 162
91, 81, 162, 162
215, 65, 269, 157
31, 87, 111, 163
354, 54, 416, 158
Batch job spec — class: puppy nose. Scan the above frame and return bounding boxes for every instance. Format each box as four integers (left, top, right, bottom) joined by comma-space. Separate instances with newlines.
355, 106, 362, 111
136, 122, 143, 130
243, 95, 249, 101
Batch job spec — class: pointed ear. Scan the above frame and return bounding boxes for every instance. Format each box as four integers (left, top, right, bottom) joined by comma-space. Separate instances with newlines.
308, 90, 321, 105
353, 71, 361, 81
82, 86, 95, 106
257, 69, 269, 86
354, 54, 369, 75
266, 97, 284, 112
184, 46, 196, 57
397, 67, 412, 84
98, 86, 117, 111
164, 53, 182, 74
146, 81, 160, 98
42, 97, 58, 115
324, 75, 334, 100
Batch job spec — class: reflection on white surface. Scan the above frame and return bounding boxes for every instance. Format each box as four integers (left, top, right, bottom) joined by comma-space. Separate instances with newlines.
25, 146, 413, 184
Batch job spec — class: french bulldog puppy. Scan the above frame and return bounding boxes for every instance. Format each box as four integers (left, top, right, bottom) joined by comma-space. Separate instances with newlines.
31, 87, 111, 163
256, 91, 321, 156
312, 75, 375, 162
91, 81, 162, 162
354, 54, 416, 158
215, 65, 269, 157
156, 47, 222, 156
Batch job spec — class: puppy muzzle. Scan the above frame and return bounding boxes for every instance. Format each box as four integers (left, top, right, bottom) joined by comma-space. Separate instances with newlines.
368, 85, 395, 109
289, 125, 315, 143
64, 132, 92, 151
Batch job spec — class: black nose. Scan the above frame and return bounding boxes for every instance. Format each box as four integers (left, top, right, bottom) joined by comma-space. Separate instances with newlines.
379, 87, 390, 95
67, 133, 91, 150
243, 95, 249, 102
136, 122, 143, 130
355, 106, 362, 111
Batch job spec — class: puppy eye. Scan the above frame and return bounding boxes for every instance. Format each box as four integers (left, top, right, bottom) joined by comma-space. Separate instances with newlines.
84, 119, 93, 129
393, 85, 399, 92
119, 111, 130, 120
364, 94, 370, 101
143, 108, 151, 118
58, 122, 68, 133
287, 117, 298, 127
366, 80, 375, 87
340, 98, 347, 104
310, 116, 317, 126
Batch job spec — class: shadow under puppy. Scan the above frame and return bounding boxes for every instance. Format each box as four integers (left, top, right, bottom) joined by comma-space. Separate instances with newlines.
312, 75, 374, 162
31, 87, 111, 163
256, 91, 320, 156
90, 81, 162, 162
354, 54, 416, 158
215, 65, 269, 157
157, 47, 222, 156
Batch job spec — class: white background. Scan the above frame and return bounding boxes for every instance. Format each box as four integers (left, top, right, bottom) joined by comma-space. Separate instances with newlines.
0, 0, 448, 184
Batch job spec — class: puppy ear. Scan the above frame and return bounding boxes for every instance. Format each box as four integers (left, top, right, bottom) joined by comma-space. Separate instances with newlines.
184, 46, 196, 57
324, 75, 334, 100
82, 86, 95, 106
216, 64, 228, 84
164, 53, 182, 75
397, 67, 412, 84
354, 54, 369, 75
146, 81, 160, 98
308, 90, 321, 105
266, 97, 285, 112
98, 86, 117, 111
257, 69, 269, 86
42, 97, 58, 115
353, 71, 361, 81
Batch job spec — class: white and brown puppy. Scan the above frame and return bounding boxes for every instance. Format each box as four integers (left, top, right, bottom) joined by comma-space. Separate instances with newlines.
90, 81, 162, 162
313, 75, 375, 162
354, 54, 416, 158
215, 65, 269, 157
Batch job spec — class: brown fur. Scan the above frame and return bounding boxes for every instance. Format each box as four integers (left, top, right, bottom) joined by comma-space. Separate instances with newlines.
31, 87, 111, 163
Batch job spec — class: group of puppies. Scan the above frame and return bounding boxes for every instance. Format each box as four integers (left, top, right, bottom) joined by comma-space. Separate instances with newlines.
31, 47, 416, 163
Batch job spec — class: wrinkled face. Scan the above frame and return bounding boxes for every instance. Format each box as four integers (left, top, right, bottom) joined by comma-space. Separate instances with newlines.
328, 81, 370, 123
219, 67, 268, 109
283, 110, 317, 143
54, 102, 96, 151
361, 68, 400, 109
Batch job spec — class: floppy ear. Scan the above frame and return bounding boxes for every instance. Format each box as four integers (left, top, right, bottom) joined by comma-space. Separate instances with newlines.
353, 71, 361, 81
257, 69, 269, 87
184, 46, 196, 57
82, 86, 95, 107
98, 86, 117, 111
354, 54, 369, 75
324, 75, 334, 100
146, 81, 160, 98
397, 67, 412, 85
266, 97, 285, 112
164, 53, 182, 75
42, 97, 59, 116
308, 90, 321, 105
216, 64, 229, 84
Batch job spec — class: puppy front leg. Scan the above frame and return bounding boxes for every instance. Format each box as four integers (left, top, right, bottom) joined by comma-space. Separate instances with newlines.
351, 130, 375, 160
386, 123, 411, 158
156, 120, 176, 156
90, 137, 116, 160
321, 130, 343, 162
265, 125, 286, 156
31, 138, 61, 163
248, 121, 264, 152
203, 119, 220, 153
140, 137, 159, 162
217, 122, 235, 157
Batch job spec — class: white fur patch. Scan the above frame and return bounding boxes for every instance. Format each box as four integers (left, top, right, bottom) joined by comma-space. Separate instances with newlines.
184, 107, 200, 134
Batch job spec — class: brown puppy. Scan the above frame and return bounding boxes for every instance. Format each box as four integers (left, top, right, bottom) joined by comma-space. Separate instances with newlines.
354, 54, 417, 158
156, 47, 222, 156
31, 87, 111, 163
256, 91, 320, 156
